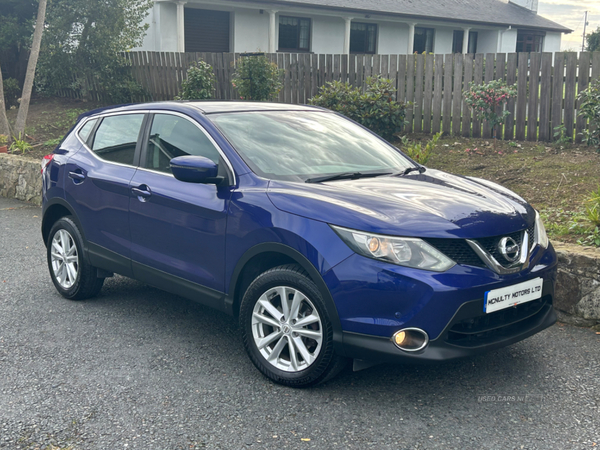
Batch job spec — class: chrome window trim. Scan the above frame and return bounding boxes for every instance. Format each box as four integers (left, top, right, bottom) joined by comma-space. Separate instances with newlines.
74, 110, 237, 185
74, 110, 150, 170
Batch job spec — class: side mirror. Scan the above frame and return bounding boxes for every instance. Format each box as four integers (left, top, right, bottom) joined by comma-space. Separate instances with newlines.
170, 156, 224, 184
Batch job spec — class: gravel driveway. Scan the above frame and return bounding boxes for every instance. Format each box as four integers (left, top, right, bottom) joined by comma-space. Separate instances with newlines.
1, 196, 599, 450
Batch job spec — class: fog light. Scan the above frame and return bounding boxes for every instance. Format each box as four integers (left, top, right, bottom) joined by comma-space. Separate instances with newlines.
392, 328, 429, 352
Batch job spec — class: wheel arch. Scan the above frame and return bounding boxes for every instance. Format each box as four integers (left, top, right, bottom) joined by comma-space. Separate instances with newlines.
42, 199, 84, 247
226, 243, 344, 347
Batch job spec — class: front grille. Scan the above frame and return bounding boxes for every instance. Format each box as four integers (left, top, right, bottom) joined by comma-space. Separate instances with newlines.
475, 230, 525, 264
424, 238, 486, 268
425, 223, 535, 270
446, 296, 550, 347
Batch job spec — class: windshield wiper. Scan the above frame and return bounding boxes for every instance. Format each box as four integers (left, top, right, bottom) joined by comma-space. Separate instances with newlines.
305, 171, 392, 183
395, 166, 427, 177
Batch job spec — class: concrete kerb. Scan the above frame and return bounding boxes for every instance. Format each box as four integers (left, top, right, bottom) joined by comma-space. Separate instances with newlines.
1, 152, 599, 327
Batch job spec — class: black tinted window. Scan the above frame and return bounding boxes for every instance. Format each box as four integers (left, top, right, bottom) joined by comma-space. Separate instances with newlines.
91, 114, 144, 166
145, 114, 220, 174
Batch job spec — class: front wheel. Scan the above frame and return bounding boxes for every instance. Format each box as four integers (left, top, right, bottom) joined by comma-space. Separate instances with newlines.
239, 264, 347, 387
47, 217, 104, 300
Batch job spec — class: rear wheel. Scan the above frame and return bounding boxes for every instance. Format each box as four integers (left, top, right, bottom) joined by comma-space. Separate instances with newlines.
240, 264, 348, 387
47, 217, 104, 300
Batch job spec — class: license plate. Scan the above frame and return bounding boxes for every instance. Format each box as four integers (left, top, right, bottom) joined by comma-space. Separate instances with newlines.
484, 278, 543, 313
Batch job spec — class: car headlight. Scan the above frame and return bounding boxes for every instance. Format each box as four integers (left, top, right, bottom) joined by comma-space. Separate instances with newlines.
331, 225, 455, 272
534, 211, 548, 249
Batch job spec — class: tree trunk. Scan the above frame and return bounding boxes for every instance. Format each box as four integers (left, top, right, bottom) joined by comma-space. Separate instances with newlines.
14, 0, 48, 138
0, 59, 12, 139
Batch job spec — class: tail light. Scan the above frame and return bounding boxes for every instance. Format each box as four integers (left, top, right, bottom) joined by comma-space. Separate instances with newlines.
41, 154, 54, 174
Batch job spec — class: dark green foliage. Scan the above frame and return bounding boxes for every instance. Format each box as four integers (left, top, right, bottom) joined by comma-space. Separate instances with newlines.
3, 78, 20, 109
0, 0, 38, 83
231, 54, 282, 101
577, 78, 600, 150
175, 61, 216, 100
36, 0, 152, 103
586, 27, 600, 52
309, 76, 407, 141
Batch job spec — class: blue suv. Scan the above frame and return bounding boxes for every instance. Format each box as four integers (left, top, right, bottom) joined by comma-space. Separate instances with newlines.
42, 102, 557, 387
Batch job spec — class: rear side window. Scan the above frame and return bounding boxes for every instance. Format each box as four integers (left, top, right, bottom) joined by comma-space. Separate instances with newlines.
90, 114, 145, 166
145, 114, 221, 174
78, 119, 97, 143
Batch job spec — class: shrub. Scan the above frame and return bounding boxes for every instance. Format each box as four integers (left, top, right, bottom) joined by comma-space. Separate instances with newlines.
463, 79, 517, 145
3, 78, 20, 109
585, 186, 600, 227
309, 76, 407, 141
232, 54, 282, 101
577, 78, 600, 150
399, 132, 442, 165
175, 61, 215, 100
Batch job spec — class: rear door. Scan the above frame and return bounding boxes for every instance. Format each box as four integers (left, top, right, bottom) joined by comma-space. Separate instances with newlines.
128, 112, 233, 302
64, 112, 146, 276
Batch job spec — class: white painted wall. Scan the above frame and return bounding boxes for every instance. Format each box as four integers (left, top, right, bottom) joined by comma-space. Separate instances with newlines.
543, 32, 561, 53
135, 2, 178, 51
136, 1, 565, 55
477, 30, 499, 54
378, 22, 409, 54
233, 9, 269, 52
433, 28, 454, 54
498, 28, 518, 53
312, 16, 345, 54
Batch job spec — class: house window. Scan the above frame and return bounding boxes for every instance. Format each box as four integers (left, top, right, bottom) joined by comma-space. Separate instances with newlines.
279, 16, 311, 52
350, 22, 377, 54
452, 30, 478, 53
516, 30, 544, 52
413, 27, 434, 53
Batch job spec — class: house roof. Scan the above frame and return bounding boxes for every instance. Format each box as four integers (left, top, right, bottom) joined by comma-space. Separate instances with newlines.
231, 0, 571, 33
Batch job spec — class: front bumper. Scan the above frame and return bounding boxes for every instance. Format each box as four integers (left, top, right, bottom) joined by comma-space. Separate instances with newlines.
341, 294, 556, 363
325, 243, 558, 363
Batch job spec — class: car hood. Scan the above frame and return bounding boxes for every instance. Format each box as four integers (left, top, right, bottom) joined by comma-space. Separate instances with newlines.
266, 169, 535, 239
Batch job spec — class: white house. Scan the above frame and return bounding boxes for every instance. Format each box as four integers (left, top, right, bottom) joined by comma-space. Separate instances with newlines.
137, 0, 571, 55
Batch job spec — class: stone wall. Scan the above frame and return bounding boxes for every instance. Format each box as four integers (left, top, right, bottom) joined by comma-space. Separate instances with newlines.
554, 243, 600, 329
0, 153, 43, 206
0, 154, 599, 327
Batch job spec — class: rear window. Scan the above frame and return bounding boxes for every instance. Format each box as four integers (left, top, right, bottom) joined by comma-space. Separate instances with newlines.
90, 114, 145, 166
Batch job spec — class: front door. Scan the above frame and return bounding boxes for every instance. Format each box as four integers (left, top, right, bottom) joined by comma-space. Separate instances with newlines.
129, 113, 232, 303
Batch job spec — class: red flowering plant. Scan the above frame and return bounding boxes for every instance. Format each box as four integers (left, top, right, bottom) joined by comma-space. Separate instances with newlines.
463, 79, 517, 147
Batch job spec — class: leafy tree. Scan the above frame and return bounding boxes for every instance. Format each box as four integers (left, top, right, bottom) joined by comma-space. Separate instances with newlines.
37, 0, 152, 102
0, 0, 38, 83
586, 27, 600, 52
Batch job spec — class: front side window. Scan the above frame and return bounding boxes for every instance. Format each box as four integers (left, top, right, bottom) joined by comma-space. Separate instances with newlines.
90, 114, 144, 166
350, 22, 377, 54
516, 30, 544, 52
210, 111, 412, 182
413, 27, 434, 53
278, 16, 311, 52
144, 114, 220, 174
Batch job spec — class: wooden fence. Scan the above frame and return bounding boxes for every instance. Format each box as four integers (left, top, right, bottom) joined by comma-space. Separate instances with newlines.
62, 51, 600, 142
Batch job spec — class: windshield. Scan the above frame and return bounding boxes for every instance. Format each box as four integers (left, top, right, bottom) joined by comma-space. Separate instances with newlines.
209, 111, 413, 181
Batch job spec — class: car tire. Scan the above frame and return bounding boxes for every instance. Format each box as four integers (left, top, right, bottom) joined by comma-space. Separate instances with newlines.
240, 264, 348, 387
47, 216, 104, 300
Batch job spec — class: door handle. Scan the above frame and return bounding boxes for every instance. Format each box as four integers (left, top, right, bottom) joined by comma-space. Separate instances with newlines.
131, 185, 152, 201
68, 170, 86, 184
